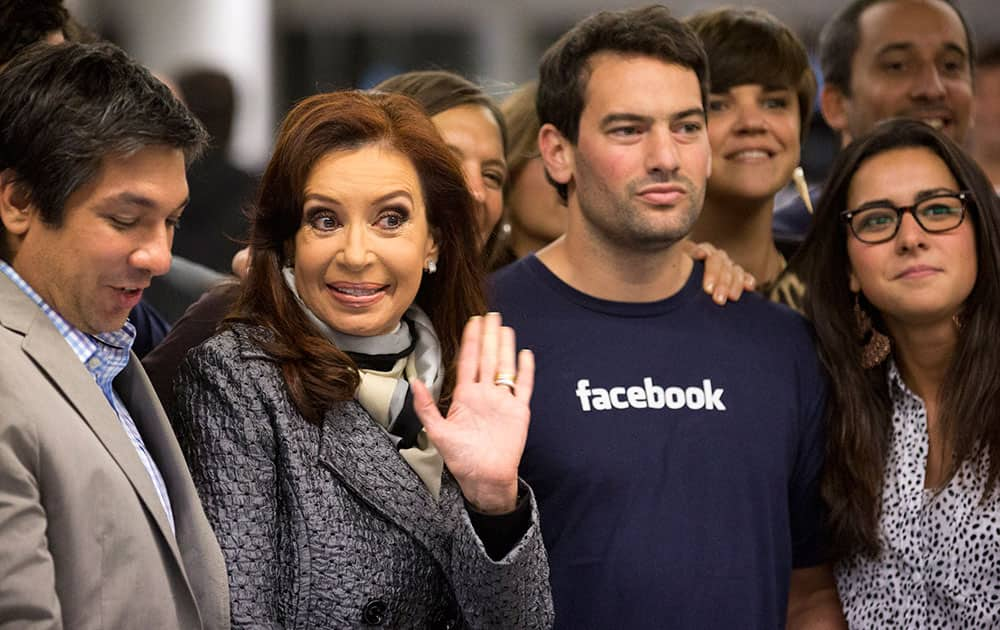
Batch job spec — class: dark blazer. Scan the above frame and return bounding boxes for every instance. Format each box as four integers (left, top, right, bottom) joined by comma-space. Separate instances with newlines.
173, 325, 554, 629
0, 274, 230, 629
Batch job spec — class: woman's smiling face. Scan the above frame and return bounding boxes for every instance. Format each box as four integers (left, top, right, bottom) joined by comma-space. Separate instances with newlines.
292, 143, 438, 336
431, 103, 507, 243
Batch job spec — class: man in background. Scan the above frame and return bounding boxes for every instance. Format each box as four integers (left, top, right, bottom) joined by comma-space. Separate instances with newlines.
171, 66, 255, 276
773, 0, 974, 244
969, 43, 1000, 189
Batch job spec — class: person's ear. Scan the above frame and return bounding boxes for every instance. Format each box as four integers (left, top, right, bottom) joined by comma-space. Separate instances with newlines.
425, 228, 440, 271
0, 170, 34, 237
538, 123, 575, 189
848, 266, 861, 293
820, 84, 852, 146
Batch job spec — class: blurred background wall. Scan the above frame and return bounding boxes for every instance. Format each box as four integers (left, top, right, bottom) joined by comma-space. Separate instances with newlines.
64, 0, 996, 174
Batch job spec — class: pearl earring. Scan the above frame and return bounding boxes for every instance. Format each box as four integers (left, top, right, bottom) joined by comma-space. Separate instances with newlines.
426, 260, 437, 274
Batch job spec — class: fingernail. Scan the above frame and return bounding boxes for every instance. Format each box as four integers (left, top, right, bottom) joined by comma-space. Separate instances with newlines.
705, 282, 715, 292
714, 291, 725, 304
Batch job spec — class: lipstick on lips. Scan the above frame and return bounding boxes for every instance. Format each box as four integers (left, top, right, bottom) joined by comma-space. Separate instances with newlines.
328, 282, 387, 308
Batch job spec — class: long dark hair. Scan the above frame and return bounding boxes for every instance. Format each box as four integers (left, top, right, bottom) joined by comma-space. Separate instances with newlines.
234, 90, 487, 423
797, 118, 1000, 559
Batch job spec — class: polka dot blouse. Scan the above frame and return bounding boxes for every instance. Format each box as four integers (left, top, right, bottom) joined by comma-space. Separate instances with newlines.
835, 361, 1000, 628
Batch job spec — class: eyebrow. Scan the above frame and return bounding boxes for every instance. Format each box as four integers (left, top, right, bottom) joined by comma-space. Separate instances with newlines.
672, 107, 707, 122
709, 86, 792, 98
876, 41, 968, 59
600, 107, 706, 127
483, 158, 508, 171
600, 113, 653, 127
851, 187, 960, 211
303, 190, 414, 206
96, 191, 188, 212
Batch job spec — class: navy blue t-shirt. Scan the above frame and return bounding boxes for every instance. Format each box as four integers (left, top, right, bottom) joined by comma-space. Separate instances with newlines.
490, 256, 828, 630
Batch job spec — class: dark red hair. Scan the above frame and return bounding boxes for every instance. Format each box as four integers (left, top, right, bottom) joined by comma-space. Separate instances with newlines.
232, 90, 487, 423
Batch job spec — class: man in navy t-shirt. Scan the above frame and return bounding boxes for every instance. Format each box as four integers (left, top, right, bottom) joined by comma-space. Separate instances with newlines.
490, 7, 846, 629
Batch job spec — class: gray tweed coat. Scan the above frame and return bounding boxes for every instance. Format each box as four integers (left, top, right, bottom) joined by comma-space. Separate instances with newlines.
173, 325, 554, 630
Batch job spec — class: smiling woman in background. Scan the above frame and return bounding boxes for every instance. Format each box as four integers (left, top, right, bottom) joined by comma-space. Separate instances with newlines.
686, 7, 816, 298
375, 70, 510, 267
172, 90, 553, 629
798, 119, 1000, 627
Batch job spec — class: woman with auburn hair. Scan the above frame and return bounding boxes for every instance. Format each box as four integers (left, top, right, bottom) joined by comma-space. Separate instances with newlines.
172, 90, 553, 628
798, 118, 1000, 626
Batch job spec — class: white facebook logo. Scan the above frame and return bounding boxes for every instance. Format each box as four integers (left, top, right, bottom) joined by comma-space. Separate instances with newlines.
574, 378, 726, 412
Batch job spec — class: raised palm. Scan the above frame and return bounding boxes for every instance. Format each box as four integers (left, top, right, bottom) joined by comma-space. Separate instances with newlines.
411, 313, 534, 514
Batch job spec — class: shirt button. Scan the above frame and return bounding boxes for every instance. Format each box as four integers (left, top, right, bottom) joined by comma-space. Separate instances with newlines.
361, 599, 387, 625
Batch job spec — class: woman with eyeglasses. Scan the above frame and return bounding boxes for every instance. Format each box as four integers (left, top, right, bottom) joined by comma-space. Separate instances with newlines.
797, 118, 1000, 627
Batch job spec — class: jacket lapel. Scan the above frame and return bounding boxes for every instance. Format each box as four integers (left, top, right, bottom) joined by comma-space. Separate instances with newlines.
114, 359, 198, 567
317, 400, 460, 567
3, 281, 181, 560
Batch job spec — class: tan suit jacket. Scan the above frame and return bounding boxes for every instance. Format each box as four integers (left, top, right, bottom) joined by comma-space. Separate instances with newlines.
0, 274, 230, 629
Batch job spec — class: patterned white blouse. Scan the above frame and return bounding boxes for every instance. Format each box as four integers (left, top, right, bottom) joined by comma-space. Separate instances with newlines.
835, 361, 1000, 629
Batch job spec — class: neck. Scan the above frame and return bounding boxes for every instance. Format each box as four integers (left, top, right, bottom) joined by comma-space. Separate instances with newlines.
886, 317, 957, 408
537, 217, 693, 303
690, 193, 783, 284
510, 229, 551, 259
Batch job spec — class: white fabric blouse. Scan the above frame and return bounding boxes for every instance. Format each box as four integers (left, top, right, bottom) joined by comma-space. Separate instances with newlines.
835, 361, 1000, 629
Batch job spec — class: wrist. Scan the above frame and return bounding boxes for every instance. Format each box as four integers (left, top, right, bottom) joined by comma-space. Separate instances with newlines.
463, 478, 519, 515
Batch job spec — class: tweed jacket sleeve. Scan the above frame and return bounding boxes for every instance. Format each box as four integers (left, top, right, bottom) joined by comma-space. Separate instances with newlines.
174, 327, 553, 629
450, 484, 554, 628
173, 333, 284, 629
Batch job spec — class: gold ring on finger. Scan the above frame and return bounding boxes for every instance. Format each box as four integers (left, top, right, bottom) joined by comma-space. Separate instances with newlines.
493, 373, 516, 395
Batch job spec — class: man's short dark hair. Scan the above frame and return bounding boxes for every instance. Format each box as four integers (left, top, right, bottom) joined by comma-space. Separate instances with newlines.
536, 5, 709, 201
818, 0, 975, 95
0, 42, 208, 232
0, 0, 68, 67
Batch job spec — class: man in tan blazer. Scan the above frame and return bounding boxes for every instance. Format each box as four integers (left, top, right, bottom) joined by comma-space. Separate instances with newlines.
0, 42, 229, 629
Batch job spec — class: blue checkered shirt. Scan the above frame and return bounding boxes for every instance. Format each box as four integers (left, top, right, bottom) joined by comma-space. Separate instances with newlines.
0, 260, 175, 534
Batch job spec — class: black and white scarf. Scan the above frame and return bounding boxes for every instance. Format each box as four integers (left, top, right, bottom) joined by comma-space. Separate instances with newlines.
283, 268, 445, 497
